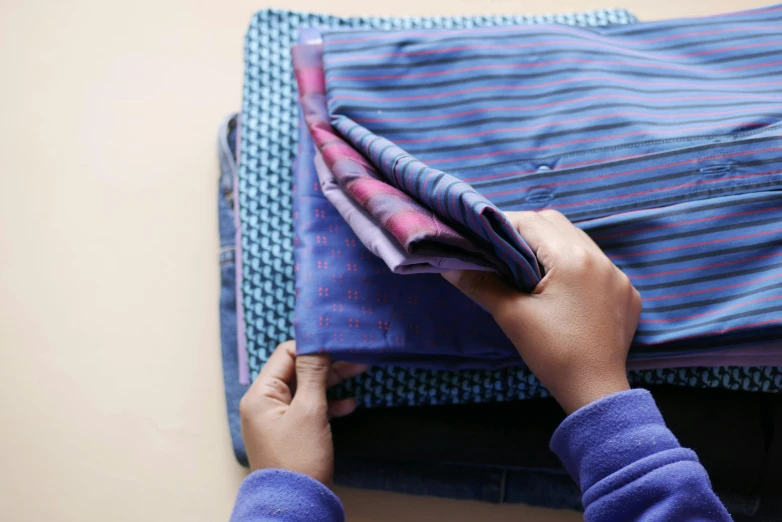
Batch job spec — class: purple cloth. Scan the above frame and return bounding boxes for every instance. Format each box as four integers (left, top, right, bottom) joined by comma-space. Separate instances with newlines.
230, 389, 730, 521
294, 92, 520, 369
230, 469, 344, 522
552, 389, 730, 520
294, 50, 782, 368
292, 42, 512, 280
294, 78, 782, 368
314, 150, 494, 274
626, 344, 782, 370
293, 17, 782, 367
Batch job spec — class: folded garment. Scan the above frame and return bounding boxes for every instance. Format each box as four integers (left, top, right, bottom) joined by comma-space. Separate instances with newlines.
325, 6, 782, 173
239, 7, 641, 379
305, 5, 782, 287
314, 150, 494, 273
292, 6, 782, 366
224, 138, 782, 507
296, 96, 782, 367
295, 37, 536, 286
223, 104, 782, 419
238, 9, 782, 407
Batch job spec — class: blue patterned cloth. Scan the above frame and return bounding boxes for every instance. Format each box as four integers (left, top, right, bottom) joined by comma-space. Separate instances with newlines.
238, 8, 782, 406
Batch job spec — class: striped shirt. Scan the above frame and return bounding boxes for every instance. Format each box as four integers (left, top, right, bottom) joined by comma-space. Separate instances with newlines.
294, 5, 782, 365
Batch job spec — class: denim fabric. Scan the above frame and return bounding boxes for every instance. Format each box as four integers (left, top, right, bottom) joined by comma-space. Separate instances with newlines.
219, 115, 251, 465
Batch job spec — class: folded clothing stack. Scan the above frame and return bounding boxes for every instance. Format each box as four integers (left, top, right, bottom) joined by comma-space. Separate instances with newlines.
233, 7, 782, 409
221, 5, 782, 514
220, 113, 782, 516
291, 5, 782, 370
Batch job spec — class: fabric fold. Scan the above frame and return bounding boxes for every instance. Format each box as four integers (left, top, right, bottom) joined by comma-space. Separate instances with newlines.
314, 151, 495, 273
293, 41, 533, 286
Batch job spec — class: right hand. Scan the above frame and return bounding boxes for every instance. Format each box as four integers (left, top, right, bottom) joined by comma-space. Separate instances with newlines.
442, 210, 641, 414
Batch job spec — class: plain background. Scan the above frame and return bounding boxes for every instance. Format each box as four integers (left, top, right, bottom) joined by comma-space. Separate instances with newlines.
0, 0, 770, 520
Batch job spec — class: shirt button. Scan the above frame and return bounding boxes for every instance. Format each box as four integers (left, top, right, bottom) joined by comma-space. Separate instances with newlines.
536, 165, 551, 172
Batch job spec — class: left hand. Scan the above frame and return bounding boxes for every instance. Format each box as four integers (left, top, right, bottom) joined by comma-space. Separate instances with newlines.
239, 341, 368, 487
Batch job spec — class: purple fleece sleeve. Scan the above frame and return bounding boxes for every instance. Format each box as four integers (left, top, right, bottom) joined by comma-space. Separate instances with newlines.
230, 469, 345, 522
551, 389, 732, 521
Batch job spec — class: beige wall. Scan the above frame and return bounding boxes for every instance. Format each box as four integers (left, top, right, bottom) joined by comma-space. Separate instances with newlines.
0, 1, 766, 520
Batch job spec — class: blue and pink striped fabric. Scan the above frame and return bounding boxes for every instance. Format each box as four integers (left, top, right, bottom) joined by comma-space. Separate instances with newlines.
317, 5, 782, 294
290, 5, 782, 367
295, 90, 782, 365
323, 5, 782, 171
294, 106, 782, 365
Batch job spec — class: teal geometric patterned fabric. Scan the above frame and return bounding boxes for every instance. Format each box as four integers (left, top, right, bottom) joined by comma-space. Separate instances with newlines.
238, 8, 782, 407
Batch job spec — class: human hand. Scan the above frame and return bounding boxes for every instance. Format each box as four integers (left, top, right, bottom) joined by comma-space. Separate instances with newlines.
239, 341, 368, 486
443, 210, 641, 414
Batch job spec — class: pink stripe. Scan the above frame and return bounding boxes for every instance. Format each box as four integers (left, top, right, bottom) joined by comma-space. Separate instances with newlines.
464, 153, 666, 183
483, 147, 782, 199
640, 295, 782, 323
688, 39, 782, 57
394, 107, 782, 145
425, 120, 775, 165
629, 252, 782, 280
617, 229, 782, 263
321, 142, 369, 168
339, 80, 782, 106
295, 68, 325, 94
640, 17, 782, 44
550, 170, 782, 213
324, 7, 782, 46
329, 34, 782, 64
625, 347, 782, 370
642, 272, 782, 303
635, 318, 782, 346
331, 59, 782, 82
595, 205, 782, 242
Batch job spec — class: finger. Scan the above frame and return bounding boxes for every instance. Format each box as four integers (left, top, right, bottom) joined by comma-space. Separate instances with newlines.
328, 397, 358, 419
441, 270, 517, 316
292, 354, 331, 408
257, 340, 297, 383
327, 361, 370, 388
508, 210, 597, 270
504, 211, 565, 265
538, 210, 592, 249
249, 340, 297, 405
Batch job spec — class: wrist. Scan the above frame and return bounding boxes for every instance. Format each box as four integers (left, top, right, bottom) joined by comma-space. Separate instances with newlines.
553, 372, 630, 415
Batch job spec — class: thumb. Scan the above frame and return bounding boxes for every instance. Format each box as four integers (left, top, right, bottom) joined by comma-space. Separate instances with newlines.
441, 270, 517, 316
293, 354, 331, 407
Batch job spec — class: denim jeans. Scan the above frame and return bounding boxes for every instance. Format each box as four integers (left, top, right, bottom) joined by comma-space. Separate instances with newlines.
218, 114, 772, 517
219, 115, 250, 465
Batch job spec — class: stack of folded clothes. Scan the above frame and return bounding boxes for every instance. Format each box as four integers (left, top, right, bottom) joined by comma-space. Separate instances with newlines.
219, 5, 782, 518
